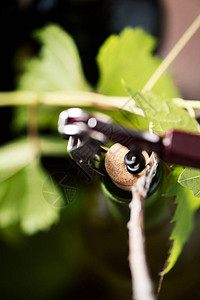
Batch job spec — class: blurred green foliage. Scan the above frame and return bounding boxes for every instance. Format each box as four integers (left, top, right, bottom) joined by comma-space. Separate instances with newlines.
97, 28, 179, 97
164, 166, 200, 274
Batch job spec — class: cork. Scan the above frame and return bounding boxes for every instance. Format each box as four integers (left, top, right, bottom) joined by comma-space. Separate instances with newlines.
105, 143, 150, 191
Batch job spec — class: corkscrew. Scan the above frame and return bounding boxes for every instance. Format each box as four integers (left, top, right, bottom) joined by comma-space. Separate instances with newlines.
58, 108, 200, 175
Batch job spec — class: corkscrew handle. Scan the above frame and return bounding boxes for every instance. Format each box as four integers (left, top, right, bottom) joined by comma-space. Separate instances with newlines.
58, 108, 200, 169
161, 130, 200, 168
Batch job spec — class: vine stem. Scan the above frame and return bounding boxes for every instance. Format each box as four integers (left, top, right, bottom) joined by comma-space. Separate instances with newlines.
128, 154, 158, 300
173, 98, 196, 118
0, 91, 127, 107
28, 104, 40, 158
0, 91, 145, 115
142, 14, 200, 93
174, 98, 200, 110
0, 91, 199, 113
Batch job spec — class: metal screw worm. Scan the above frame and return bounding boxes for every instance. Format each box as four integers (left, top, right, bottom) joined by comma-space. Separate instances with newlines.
124, 151, 146, 174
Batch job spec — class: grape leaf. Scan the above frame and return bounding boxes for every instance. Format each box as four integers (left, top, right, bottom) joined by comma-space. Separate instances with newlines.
14, 24, 91, 132
96, 28, 179, 97
164, 166, 200, 274
95, 108, 150, 131
0, 158, 60, 234
39, 135, 67, 156
0, 137, 67, 182
0, 139, 69, 234
18, 24, 91, 92
179, 168, 200, 198
12, 106, 63, 132
125, 86, 200, 134
0, 139, 34, 182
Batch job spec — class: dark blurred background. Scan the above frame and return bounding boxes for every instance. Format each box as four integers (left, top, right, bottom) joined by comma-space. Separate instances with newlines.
0, 0, 161, 91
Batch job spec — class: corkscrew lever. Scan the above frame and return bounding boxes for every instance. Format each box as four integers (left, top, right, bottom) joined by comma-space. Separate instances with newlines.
58, 108, 200, 169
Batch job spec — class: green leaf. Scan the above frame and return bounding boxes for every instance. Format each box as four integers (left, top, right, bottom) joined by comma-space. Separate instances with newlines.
0, 138, 69, 234
125, 87, 199, 134
179, 168, 200, 198
18, 24, 91, 92
0, 137, 67, 182
0, 139, 34, 182
0, 158, 60, 234
93, 108, 150, 131
97, 28, 179, 97
164, 166, 200, 274
39, 135, 68, 156
15, 24, 91, 132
